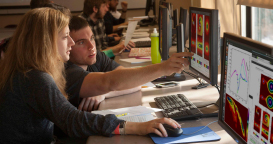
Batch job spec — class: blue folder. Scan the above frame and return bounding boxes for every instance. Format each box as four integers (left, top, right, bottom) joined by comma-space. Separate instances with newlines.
149, 126, 221, 144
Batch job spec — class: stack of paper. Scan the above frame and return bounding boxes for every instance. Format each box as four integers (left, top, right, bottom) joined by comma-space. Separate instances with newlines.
119, 56, 151, 64
92, 106, 162, 122
123, 32, 150, 38
130, 37, 151, 43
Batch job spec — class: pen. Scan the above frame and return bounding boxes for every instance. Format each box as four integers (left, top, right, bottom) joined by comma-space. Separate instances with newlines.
119, 45, 126, 54
115, 113, 129, 117
135, 57, 151, 59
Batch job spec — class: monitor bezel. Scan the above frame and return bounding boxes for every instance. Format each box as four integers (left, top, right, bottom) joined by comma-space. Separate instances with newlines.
179, 7, 189, 46
218, 32, 273, 144
189, 7, 219, 86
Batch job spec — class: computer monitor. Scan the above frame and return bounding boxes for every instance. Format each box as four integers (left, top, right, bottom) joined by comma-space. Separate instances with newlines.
161, 1, 172, 17
173, 9, 179, 28
159, 5, 172, 61
145, 0, 155, 16
158, 1, 171, 28
189, 7, 219, 86
153, 5, 186, 82
218, 32, 273, 144
179, 7, 189, 47
176, 23, 184, 53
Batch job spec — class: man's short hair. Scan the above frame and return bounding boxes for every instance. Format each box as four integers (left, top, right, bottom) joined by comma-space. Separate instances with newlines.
69, 16, 90, 32
30, 0, 51, 9
83, 0, 106, 16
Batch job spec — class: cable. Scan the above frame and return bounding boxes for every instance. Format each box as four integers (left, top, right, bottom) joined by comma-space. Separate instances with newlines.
183, 70, 202, 83
182, 120, 218, 136
197, 103, 217, 108
214, 84, 220, 94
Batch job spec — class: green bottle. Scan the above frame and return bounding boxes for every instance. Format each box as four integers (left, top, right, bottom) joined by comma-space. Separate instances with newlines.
151, 28, 161, 64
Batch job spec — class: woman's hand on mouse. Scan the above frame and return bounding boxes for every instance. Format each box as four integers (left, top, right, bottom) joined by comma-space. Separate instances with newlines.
125, 118, 181, 137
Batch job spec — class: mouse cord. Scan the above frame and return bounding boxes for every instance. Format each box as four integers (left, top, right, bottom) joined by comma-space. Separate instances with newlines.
181, 120, 218, 135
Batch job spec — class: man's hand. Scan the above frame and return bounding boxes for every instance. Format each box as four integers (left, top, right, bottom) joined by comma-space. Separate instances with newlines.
114, 37, 121, 41
126, 41, 135, 49
160, 52, 194, 76
78, 95, 105, 112
121, 2, 128, 11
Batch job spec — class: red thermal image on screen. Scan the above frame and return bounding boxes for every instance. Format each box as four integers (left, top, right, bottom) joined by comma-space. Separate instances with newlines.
191, 13, 196, 54
224, 94, 248, 142
204, 15, 210, 61
253, 106, 261, 133
261, 111, 270, 140
270, 117, 273, 143
197, 14, 203, 57
259, 74, 273, 112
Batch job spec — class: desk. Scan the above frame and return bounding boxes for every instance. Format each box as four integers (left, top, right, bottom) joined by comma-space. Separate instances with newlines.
84, 46, 236, 144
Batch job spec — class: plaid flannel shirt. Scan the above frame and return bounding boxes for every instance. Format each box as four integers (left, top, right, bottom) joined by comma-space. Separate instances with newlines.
80, 13, 108, 50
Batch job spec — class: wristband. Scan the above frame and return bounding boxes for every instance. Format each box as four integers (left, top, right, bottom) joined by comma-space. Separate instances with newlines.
113, 124, 120, 134
102, 49, 115, 58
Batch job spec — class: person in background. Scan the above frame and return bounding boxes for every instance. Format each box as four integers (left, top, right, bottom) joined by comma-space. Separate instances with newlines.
104, 0, 128, 35
30, 0, 53, 9
0, 8, 181, 143
81, 0, 135, 58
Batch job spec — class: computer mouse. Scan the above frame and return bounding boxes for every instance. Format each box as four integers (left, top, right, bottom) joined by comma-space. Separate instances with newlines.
161, 124, 183, 137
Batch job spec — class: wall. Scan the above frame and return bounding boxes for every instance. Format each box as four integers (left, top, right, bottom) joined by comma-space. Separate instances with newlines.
199, 0, 241, 36
0, 9, 147, 28
0, 0, 241, 37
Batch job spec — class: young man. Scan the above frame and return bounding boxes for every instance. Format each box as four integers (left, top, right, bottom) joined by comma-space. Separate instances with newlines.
81, 0, 134, 57
104, 0, 128, 35
67, 16, 140, 111
67, 16, 194, 111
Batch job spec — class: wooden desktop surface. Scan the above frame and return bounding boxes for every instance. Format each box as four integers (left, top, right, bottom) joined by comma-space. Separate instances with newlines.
85, 47, 236, 144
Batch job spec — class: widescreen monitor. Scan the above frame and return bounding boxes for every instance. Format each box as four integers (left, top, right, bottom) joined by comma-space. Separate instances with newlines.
189, 7, 219, 86
180, 7, 189, 47
218, 32, 273, 144
173, 9, 178, 28
145, 0, 155, 16
159, 5, 172, 61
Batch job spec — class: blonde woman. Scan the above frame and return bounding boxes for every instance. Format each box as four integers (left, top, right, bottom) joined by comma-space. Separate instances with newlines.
0, 8, 180, 143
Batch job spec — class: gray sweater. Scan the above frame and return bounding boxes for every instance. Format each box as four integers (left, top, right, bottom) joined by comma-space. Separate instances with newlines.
0, 70, 123, 143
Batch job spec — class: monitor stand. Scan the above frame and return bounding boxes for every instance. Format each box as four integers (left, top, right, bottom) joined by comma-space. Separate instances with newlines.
192, 81, 210, 89
152, 72, 186, 82
183, 71, 209, 89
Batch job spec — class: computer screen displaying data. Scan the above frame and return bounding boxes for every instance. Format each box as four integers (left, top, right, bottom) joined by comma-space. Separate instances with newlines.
190, 11, 211, 78
219, 32, 273, 144
189, 7, 219, 86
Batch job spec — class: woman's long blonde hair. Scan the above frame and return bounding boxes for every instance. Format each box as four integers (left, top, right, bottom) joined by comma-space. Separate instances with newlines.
0, 8, 69, 98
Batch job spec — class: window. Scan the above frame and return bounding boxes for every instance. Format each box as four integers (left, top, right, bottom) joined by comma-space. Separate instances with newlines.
241, 5, 246, 37
251, 7, 273, 45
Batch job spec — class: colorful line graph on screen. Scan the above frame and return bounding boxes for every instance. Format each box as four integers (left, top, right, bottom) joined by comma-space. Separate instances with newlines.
259, 74, 273, 112
230, 58, 249, 93
227, 96, 246, 137
227, 47, 251, 102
